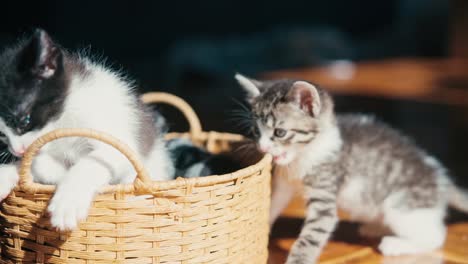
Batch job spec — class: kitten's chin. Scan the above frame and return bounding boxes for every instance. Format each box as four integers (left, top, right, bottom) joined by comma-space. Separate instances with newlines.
272, 152, 295, 165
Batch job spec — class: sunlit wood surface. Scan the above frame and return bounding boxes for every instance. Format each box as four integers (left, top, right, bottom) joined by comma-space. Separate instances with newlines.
269, 196, 468, 264
263, 58, 468, 106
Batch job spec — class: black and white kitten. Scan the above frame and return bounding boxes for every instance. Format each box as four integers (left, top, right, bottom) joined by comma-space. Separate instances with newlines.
0, 29, 174, 230
235, 74, 468, 263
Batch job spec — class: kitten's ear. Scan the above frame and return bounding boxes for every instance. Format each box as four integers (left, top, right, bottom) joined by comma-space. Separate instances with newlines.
287, 81, 321, 117
235, 73, 263, 99
18, 29, 62, 79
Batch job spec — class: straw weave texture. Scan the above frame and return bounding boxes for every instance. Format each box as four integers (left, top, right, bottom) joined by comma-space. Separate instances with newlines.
0, 92, 272, 263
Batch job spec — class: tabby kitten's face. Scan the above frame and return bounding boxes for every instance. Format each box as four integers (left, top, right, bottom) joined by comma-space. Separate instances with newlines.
235, 74, 333, 165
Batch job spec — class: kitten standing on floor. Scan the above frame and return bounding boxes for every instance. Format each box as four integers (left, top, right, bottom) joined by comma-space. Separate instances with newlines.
235, 74, 468, 263
0, 29, 174, 230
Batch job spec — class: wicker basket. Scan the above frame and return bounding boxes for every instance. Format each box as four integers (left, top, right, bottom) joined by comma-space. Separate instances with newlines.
0, 92, 272, 264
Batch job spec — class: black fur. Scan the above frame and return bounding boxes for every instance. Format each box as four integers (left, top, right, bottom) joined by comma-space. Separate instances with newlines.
0, 29, 68, 136
167, 138, 243, 178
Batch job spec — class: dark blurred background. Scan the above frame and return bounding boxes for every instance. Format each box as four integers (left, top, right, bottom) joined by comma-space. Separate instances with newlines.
1, 0, 467, 189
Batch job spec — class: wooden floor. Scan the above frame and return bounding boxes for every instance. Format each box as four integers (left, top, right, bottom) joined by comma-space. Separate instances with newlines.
268, 197, 468, 264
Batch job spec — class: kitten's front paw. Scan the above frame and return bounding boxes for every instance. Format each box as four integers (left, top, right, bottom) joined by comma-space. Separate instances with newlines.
285, 257, 309, 264
48, 190, 92, 231
0, 184, 12, 201
0, 165, 19, 201
285, 251, 315, 264
0, 190, 10, 201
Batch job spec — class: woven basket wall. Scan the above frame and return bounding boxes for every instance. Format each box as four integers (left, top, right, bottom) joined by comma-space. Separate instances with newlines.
0, 92, 272, 263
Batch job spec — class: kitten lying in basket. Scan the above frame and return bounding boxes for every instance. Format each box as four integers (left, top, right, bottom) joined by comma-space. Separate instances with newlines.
235, 74, 468, 263
167, 138, 258, 178
0, 29, 174, 230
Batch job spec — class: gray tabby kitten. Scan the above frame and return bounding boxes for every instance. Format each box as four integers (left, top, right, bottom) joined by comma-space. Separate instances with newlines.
235, 74, 468, 264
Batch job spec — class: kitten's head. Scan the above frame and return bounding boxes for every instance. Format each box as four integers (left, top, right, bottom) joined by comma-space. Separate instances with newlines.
0, 29, 68, 157
235, 73, 336, 165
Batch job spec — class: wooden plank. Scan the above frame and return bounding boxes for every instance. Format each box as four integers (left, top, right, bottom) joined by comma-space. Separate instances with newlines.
451, 0, 468, 58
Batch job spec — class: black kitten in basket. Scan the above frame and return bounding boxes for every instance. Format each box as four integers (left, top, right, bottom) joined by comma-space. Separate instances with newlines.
167, 138, 262, 178
168, 138, 241, 178
153, 109, 262, 178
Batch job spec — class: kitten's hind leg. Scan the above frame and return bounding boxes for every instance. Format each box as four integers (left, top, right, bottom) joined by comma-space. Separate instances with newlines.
379, 207, 446, 256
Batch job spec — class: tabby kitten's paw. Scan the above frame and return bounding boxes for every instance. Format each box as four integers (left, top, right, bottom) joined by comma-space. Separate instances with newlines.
285, 249, 316, 264
285, 259, 308, 264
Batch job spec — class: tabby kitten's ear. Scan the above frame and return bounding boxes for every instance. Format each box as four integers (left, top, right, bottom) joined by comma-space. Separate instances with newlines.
235, 73, 263, 100
18, 29, 63, 79
288, 81, 321, 117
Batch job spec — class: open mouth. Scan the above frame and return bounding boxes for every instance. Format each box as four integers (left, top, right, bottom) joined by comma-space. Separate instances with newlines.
273, 152, 287, 162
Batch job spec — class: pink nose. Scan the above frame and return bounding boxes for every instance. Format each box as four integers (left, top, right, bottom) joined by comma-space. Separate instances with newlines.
259, 146, 270, 153
12, 147, 26, 157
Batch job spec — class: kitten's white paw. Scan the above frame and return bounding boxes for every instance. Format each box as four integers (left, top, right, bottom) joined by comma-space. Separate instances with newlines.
379, 236, 410, 256
0, 183, 13, 201
285, 257, 309, 264
0, 188, 10, 201
48, 190, 92, 231
379, 236, 435, 256
0, 165, 19, 201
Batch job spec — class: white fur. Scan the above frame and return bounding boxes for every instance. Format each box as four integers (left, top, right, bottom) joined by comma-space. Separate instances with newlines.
0, 164, 19, 200
340, 177, 447, 256
379, 207, 446, 255
235, 73, 260, 98
0, 59, 173, 230
337, 177, 381, 222
297, 126, 342, 177
338, 175, 447, 256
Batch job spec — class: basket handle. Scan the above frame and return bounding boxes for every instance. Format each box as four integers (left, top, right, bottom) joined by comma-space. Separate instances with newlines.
141, 92, 202, 137
18, 128, 153, 191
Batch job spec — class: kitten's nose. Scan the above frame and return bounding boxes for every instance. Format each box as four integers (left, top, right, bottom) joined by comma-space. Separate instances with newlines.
259, 145, 270, 153
11, 146, 26, 157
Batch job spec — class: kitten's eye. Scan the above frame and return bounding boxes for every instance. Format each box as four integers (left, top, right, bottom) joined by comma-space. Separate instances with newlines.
252, 126, 260, 137
274, 128, 287, 138
20, 115, 31, 128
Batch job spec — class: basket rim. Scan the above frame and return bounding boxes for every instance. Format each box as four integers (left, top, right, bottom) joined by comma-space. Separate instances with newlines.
15, 131, 272, 195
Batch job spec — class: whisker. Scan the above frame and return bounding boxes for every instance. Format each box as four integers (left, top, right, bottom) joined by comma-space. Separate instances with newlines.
0, 148, 17, 164
0, 151, 9, 161
0, 102, 14, 116
230, 98, 251, 113
232, 144, 252, 154
226, 111, 253, 121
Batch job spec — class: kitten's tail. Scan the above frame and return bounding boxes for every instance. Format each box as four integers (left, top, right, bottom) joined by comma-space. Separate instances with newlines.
449, 185, 468, 213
